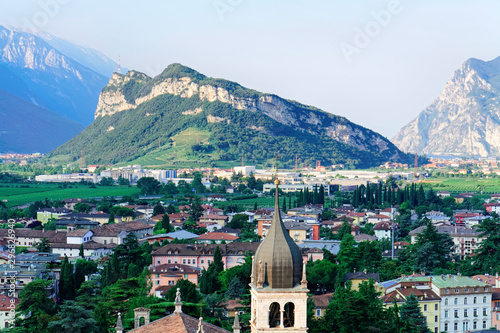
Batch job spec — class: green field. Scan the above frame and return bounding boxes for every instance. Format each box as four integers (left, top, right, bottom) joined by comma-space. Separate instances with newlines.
421, 177, 500, 195
214, 196, 276, 211
0, 183, 140, 207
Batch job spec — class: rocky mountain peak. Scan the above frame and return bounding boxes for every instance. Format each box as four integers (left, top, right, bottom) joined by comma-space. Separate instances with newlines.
392, 56, 500, 157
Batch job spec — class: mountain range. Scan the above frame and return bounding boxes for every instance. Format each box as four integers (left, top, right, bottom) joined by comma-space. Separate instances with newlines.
392, 56, 500, 157
49, 63, 413, 168
0, 25, 118, 153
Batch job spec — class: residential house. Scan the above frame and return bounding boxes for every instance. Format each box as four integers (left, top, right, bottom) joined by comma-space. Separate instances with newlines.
0, 293, 19, 329
492, 288, 500, 329
91, 221, 153, 245
259, 221, 312, 244
61, 213, 126, 225
196, 232, 240, 244
36, 207, 72, 223
331, 223, 360, 237
142, 230, 199, 245
367, 214, 391, 225
50, 241, 116, 259
55, 218, 99, 229
454, 212, 484, 227
409, 226, 483, 259
0, 229, 66, 248
149, 263, 200, 297
346, 212, 366, 225
425, 211, 450, 224
381, 286, 441, 333
373, 222, 393, 240
484, 203, 500, 214
0, 263, 55, 298
198, 214, 228, 226
299, 240, 340, 257
343, 270, 380, 291
311, 293, 333, 318
432, 274, 493, 333
151, 242, 259, 271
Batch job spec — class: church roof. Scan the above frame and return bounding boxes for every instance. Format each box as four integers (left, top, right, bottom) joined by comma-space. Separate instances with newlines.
253, 179, 304, 289
128, 313, 230, 333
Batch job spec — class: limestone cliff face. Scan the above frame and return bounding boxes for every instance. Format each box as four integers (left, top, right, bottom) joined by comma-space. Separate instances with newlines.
392, 56, 500, 156
94, 63, 404, 159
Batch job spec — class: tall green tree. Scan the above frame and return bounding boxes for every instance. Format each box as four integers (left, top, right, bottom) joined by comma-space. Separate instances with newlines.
400, 294, 431, 333
34, 237, 51, 252
225, 277, 246, 300
59, 256, 76, 301
472, 216, 500, 273
137, 177, 161, 194
14, 279, 57, 332
48, 301, 99, 333
336, 233, 358, 274
407, 218, 454, 273
165, 279, 201, 303
153, 202, 165, 216
200, 246, 224, 294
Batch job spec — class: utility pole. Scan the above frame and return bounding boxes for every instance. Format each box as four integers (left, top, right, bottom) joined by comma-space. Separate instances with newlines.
391, 206, 395, 260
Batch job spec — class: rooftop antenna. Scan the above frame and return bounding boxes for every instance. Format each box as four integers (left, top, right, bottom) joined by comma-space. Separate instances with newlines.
116, 55, 121, 74
274, 154, 280, 180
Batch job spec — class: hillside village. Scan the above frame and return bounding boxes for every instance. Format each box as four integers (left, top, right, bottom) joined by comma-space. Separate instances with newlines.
2, 161, 500, 333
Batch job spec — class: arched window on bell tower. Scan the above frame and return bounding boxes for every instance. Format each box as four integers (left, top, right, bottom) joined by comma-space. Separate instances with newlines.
269, 302, 280, 328
284, 302, 295, 327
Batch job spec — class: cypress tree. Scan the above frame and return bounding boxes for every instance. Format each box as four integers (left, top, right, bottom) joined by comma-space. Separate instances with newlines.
161, 213, 171, 233
59, 256, 75, 301
79, 243, 84, 258
283, 196, 287, 212
319, 184, 325, 205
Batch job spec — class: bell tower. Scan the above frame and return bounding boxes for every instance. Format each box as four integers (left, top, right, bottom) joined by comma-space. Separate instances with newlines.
250, 159, 308, 333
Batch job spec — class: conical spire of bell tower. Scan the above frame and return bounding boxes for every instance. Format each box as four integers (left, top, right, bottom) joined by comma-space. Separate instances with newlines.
252, 155, 303, 289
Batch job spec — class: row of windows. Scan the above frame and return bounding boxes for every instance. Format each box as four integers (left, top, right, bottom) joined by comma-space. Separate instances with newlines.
423, 304, 439, 311
443, 320, 487, 331
444, 308, 488, 318
444, 296, 487, 305
445, 287, 489, 293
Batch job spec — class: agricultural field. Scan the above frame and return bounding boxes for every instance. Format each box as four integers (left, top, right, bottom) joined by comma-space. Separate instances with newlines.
214, 196, 276, 211
421, 177, 500, 195
0, 183, 140, 208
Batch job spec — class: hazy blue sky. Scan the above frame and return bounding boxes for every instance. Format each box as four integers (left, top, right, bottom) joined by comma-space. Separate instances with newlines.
1, 0, 499, 139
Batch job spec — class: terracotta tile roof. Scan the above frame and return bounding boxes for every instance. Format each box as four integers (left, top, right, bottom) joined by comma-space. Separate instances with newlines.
0, 293, 19, 311
343, 271, 380, 282
0, 229, 67, 242
129, 313, 231, 333
381, 288, 440, 303
311, 293, 333, 308
196, 232, 239, 241
152, 242, 259, 256
91, 222, 152, 237
471, 274, 497, 286
373, 222, 393, 230
50, 241, 116, 250
67, 229, 92, 237
221, 299, 249, 310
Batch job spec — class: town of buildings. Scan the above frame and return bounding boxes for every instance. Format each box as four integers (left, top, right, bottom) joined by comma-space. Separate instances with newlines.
5, 160, 500, 332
